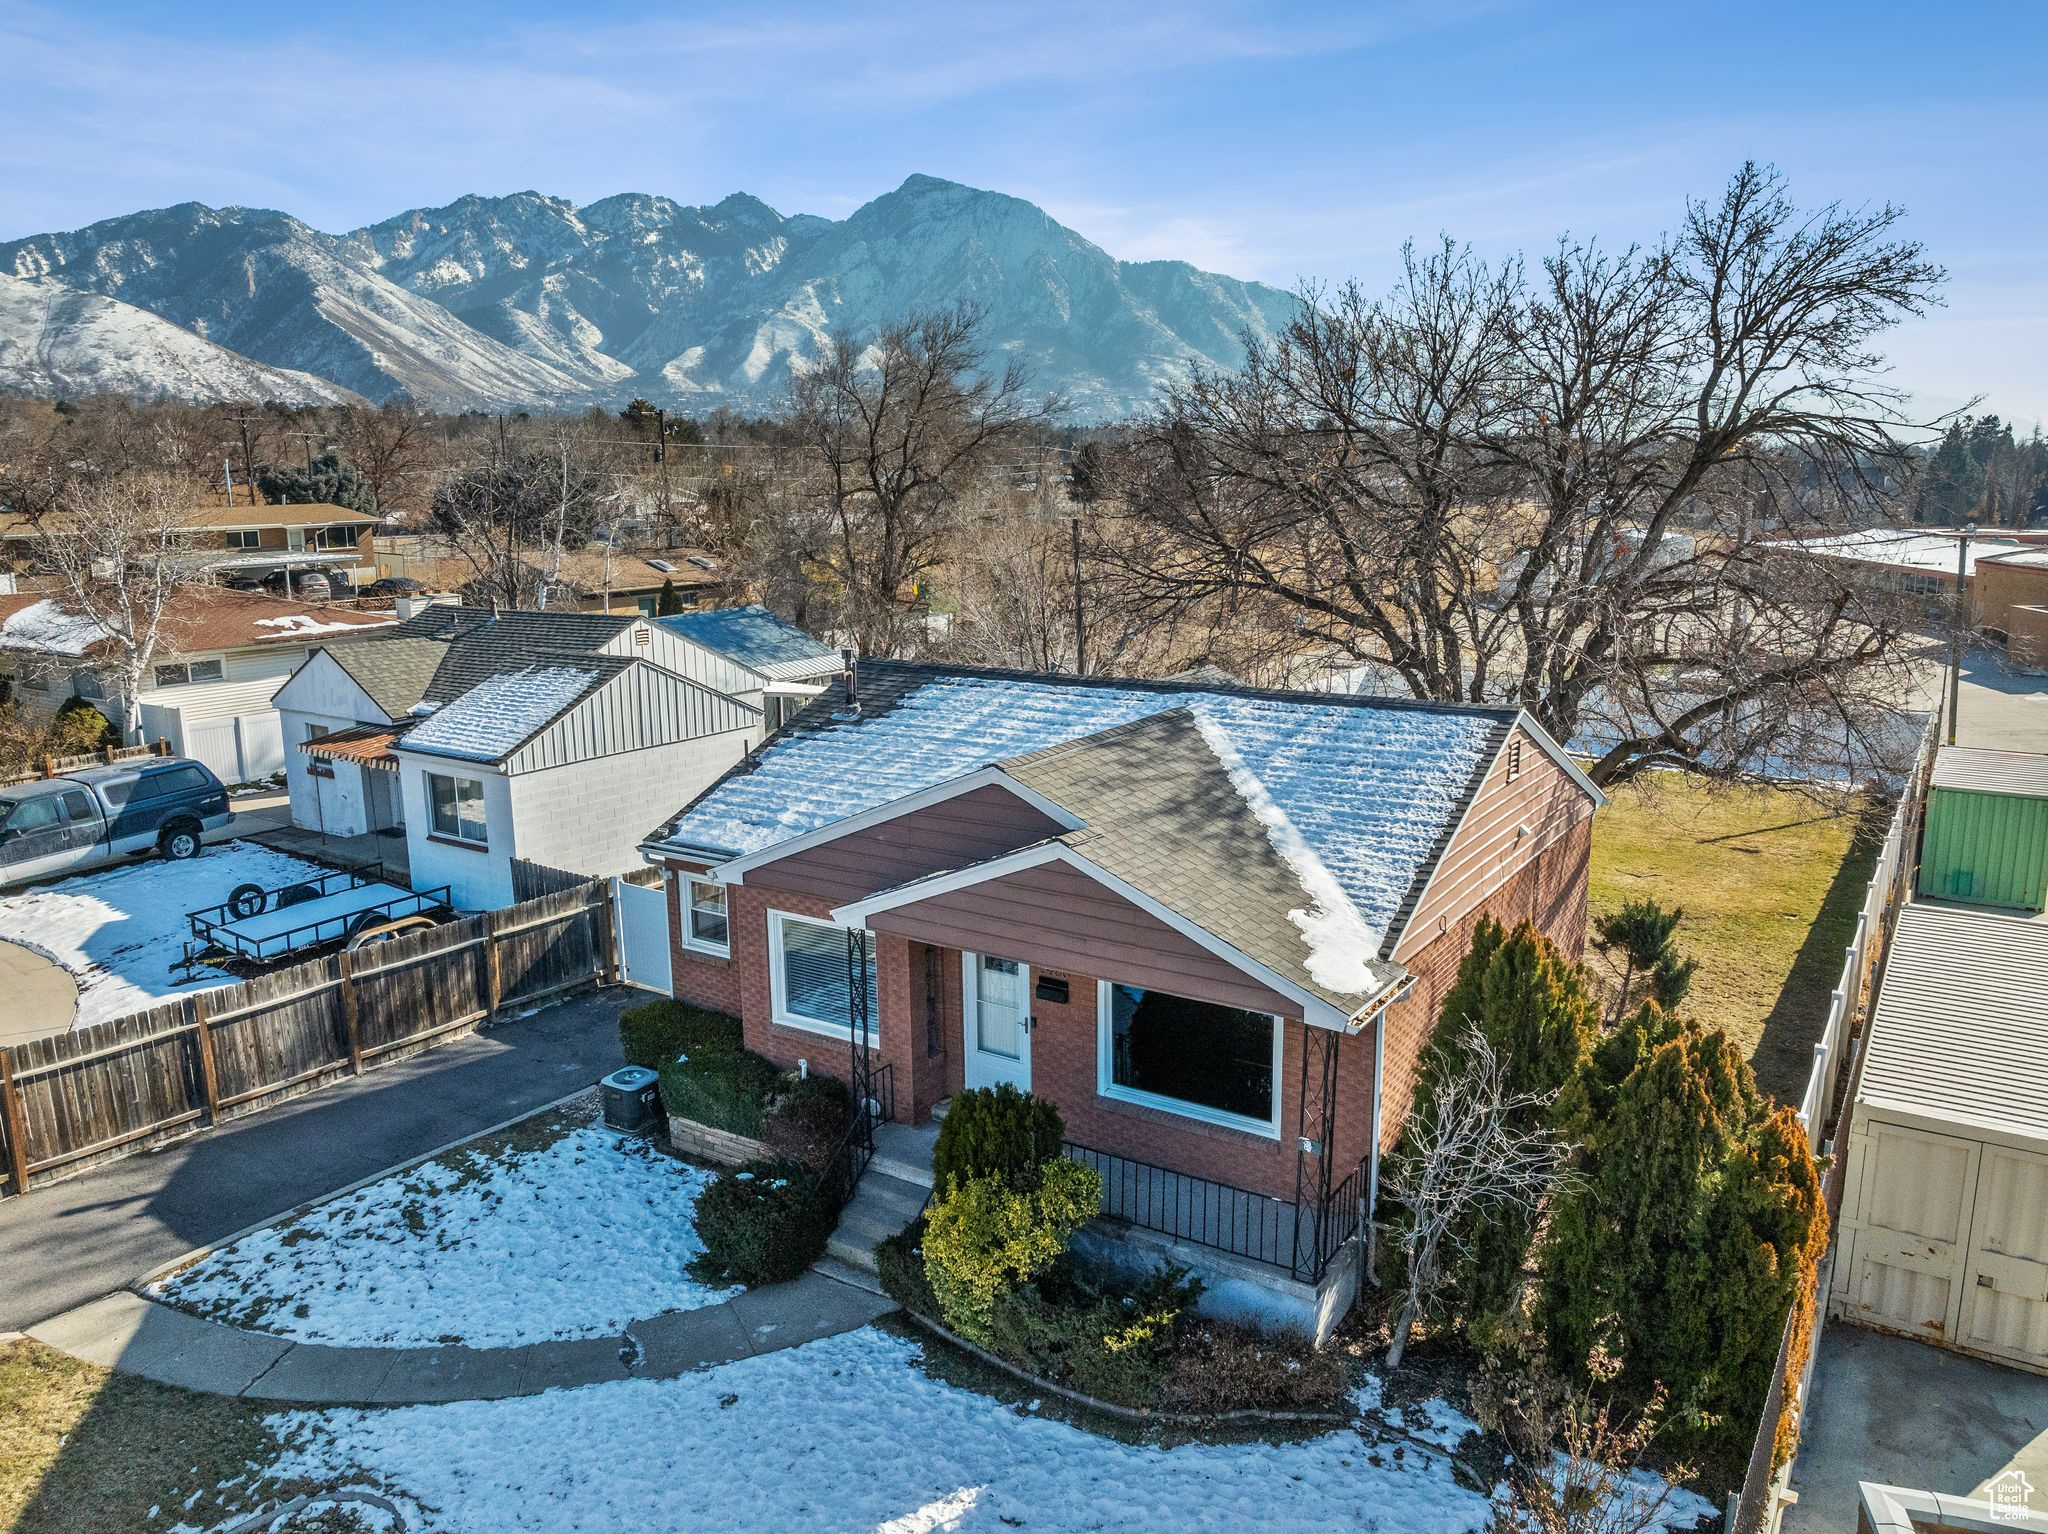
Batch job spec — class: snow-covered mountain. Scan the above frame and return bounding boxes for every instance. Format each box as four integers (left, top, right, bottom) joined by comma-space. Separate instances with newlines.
0, 177, 1297, 418
0, 273, 359, 405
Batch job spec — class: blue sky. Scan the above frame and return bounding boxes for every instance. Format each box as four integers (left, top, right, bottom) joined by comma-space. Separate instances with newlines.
3, 0, 2043, 425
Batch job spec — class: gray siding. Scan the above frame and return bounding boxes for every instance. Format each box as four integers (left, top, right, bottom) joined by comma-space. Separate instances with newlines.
504, 663, 759, 774
747, 784, 1065, 906
863, 858, 1300, 1018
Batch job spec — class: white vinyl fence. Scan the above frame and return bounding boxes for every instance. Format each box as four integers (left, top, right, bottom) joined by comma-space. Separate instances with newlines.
1795, 715, 1938, 1150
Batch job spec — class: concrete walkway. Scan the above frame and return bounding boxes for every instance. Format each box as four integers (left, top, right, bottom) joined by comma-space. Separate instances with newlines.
0, 938, 77, 1045
27, 1273, 895, 1405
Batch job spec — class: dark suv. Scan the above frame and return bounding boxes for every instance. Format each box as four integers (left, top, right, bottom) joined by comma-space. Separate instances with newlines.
0, 757, 234, 887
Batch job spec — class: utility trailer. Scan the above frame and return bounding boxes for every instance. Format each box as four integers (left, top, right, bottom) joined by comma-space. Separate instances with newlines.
179, 865, 452, 974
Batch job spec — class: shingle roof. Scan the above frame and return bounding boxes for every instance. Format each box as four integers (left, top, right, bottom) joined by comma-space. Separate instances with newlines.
328, 637, 451, 719
0, 588, 394, 658
401, 658, 630, 763
657, 605, 839, 683
1004, 710, 1408, 1009
652, 661, 1539, 1000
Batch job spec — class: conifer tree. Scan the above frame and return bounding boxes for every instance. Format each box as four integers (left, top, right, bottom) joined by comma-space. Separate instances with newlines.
1396, 918, 1598, 1345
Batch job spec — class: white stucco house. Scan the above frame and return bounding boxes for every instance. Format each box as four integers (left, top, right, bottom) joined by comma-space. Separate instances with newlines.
270, 604, 779, 909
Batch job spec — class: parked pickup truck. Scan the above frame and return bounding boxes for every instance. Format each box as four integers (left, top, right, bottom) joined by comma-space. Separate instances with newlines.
0, 758, 233, 888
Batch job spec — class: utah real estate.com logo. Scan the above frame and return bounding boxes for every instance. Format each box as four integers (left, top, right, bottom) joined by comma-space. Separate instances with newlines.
1989, 1469, 2037, 1522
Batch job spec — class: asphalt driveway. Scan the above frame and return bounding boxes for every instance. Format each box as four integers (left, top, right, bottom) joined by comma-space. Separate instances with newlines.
0, 988, 630, 1332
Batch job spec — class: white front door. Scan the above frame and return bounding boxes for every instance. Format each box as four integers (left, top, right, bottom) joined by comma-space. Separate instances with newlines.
963, 952, 1031, 1091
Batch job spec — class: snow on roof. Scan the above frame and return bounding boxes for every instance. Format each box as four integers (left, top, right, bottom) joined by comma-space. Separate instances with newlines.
659, 671, 1501, 944
657, 605, 838, 681
0, 598, 106, 656
1778, 528, 2023, 577
251, 613, 385, 637
400, 664, 603, 762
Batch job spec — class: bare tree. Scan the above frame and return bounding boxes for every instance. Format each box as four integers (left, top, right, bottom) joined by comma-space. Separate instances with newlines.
337, 401, 435, 517
1102, 164, 1945, 786
788, 303, 1062, 655
1478, 1356, 1693, 1534
425, 429, 607, 609
1383, 1025, 1576, 1368
27, 472, 200, 741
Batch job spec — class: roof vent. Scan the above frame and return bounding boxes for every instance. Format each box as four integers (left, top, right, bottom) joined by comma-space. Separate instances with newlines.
833, 647, 860, 720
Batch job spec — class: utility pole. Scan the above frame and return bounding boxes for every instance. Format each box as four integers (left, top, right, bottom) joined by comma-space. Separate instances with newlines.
1948, 522, 1977, 747
654, 408, 671, 532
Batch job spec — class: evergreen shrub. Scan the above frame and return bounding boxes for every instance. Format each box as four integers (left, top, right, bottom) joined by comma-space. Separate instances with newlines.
930, 1085, 1065, 1194
691, 1159, 831, 1285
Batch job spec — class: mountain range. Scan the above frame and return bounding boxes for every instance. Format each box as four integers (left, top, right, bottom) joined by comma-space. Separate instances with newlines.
0, 176, 1297, 419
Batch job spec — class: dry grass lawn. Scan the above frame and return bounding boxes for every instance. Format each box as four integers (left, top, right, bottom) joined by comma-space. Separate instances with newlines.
1589, 777, 1880, 1106
0, 1338, 293, 1533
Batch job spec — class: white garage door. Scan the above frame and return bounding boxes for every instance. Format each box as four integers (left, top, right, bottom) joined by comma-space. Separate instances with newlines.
1842, 1120, 2048, 1371
1957, 1144, 2048, 1367
1843, 1122, 1978, 1342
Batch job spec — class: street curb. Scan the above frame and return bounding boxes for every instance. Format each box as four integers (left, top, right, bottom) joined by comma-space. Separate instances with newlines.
132, 1083, 604, 1292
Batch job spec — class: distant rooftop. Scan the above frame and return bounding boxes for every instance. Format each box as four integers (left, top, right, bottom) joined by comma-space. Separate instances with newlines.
657, 604, 838, 682
1778, 528, 2025, 577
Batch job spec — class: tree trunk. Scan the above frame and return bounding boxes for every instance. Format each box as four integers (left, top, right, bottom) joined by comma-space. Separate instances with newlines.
1386, 1289, 1420, 1369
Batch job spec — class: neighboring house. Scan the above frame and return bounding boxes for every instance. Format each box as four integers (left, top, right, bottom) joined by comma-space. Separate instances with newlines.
271, 605, 766, 908
655, 604, 841, 727
1970, 547, 2048, 668
2, 501, 384, 590
0, 587, 395, 781
1772, 527, 2036, 612
370, 537, 735, 615
640, 661, 1602, 1335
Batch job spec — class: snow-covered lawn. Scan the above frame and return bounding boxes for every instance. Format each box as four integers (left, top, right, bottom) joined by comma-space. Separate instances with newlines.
151, 1117, 737, 1347
0, 841, 331, 1029
240, 1328, 1509, 1533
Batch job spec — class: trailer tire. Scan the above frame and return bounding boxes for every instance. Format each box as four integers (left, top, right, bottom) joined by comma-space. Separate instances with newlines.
228, 883, 268, 919
158, 821, 202, 861
347, 912, 437, 950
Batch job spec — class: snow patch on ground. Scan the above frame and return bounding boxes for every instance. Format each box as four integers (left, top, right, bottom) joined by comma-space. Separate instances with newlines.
152, 1123, 737, 1347
0, 841, 331, 1028
254, 1327, 1500, 1533
1383, 1395, 1484, 1453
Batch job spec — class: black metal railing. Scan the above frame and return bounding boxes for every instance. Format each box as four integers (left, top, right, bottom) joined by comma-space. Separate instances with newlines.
1062, 1140, 1369, 1285
818, 1061, 896, 1215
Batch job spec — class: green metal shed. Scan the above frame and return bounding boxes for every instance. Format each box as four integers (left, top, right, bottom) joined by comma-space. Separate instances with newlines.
1917, 747, 2048, 911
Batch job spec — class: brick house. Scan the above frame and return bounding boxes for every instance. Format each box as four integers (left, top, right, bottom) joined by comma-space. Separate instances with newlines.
641, 661, 1601, 1334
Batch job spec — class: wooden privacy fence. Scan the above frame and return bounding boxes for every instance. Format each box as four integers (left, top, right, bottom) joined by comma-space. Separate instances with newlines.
0, 739, 171, 789
0, 880, 616, 1197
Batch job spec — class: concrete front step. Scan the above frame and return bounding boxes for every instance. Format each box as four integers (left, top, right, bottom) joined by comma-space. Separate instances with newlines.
868, 1121, 939, 1188
811, 1255, 889, 1297
824, 1168, 928, 1273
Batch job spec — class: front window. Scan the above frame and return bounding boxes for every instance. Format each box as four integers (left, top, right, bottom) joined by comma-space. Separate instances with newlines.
153, 662, 189, 687
1098, 982, 1281, 1136
684, 878, 729, 955
225, 529, 261, 550
311, 524, 359, 550
427, 773, 487, 845
769, 911, 877, 1038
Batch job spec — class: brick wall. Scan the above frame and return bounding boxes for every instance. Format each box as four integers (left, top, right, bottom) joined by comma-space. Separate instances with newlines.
660, 799, 1591, 1202
1372, 813, 1592, 1152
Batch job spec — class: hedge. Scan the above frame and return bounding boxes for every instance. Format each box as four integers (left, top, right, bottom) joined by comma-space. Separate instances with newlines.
619, 1000, 744, 1071
931, 1084, 1066, 1194
659, 1048, 782, 1138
